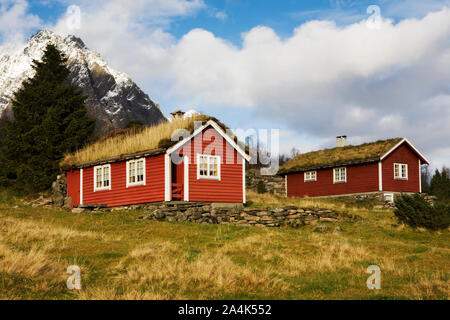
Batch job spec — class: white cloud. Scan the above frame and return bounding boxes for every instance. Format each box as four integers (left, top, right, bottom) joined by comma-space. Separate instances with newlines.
2, 1, 449, 167
0, 0, 41, 53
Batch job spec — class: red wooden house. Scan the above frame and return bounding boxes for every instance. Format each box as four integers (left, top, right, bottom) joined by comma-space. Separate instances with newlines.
65, 119, 250, 209
279, 137, 429, 199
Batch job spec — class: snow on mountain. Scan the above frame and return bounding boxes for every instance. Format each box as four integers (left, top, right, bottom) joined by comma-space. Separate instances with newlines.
0, 30, 167, 132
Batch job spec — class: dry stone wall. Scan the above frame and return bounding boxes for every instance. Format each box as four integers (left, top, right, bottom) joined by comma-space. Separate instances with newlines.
73, 202, 359, 228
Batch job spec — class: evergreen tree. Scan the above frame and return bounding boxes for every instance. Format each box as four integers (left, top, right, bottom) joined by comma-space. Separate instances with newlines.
430, 167, 450, 203
0, 44, 95, 192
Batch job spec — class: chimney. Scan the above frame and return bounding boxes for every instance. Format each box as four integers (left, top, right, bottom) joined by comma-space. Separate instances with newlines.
336, 135, 347, 147
170, 109, 185, 120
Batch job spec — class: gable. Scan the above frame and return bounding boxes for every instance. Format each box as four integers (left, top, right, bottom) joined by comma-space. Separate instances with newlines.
166, 120, 250, 162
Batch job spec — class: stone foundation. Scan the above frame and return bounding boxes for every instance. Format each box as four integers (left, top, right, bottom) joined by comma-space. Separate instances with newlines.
73, 202, 359, 228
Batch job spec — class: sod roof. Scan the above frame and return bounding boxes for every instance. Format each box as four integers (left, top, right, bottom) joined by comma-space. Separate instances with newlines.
61, 115, 231, 169
279, 138, 404, 174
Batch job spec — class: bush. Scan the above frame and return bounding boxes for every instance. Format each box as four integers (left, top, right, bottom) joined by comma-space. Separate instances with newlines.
256, 181, 267, 194
394, 194, 450, 230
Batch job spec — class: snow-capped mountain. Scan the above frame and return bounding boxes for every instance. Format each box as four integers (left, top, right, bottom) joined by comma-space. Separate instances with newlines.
0, 30, 167, 132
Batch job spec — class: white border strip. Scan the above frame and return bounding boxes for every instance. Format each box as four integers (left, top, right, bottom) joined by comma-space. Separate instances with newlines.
165, 154, 171, 201
80, 169, 83, 205
378, 161, 383, 191
184, 155, 189, 202
419, 159, 422, 193
242, 158, 246, 204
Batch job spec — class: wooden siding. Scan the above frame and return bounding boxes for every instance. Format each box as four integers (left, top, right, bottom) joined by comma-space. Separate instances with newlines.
66, 169, 80, 209
82, 155, 165, 207
183, 127, 244, 203
382, 143, 420, 193
287, 162, 379, 198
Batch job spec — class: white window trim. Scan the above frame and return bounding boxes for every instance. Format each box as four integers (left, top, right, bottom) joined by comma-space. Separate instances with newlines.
126, 158, 146, 188
197, 154, 221, 181
394, 163, 408, 180
93, 164, 112, 192
304, 171, 317, 182
333, 167, 347, 184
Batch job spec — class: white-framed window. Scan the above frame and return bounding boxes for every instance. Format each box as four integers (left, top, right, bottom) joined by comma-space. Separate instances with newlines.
304, 171, 317, 182
127, 158, 146, 187
94, 164, 111, 192
333, 167, 347, 183
394, 163, 408, 180
197, 154, 221, 180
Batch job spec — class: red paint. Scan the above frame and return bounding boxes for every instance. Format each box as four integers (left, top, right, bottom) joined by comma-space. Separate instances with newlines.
382, 143, 420, 193
65, 125, 246, 207
81, 155, 165, 207
182, 127, 244, 203
286, 140, 426, 198
287, 162, 379, 198
66, 169, 80, 209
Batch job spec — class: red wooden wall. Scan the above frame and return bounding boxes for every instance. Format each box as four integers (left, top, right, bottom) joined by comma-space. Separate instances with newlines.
381, 143, 420, 193
66, 169, 80, 209
286, 162, 379, 198
80, 154, 165, 207
182, 127, 244, 203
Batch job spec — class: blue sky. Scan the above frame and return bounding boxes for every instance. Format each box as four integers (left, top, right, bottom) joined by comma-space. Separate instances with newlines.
1, 0, 450, 168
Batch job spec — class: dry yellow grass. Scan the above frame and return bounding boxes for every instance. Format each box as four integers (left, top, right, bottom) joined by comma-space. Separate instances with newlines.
61, 115, 223, 168
0, 196, 448, 300
280, 138, 403, 173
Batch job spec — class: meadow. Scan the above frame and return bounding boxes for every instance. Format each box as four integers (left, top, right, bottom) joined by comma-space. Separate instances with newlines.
0, 190, 448, 300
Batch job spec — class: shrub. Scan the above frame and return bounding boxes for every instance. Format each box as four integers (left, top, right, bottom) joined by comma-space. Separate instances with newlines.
256, 181, 267, 194
394, 194, 450, 230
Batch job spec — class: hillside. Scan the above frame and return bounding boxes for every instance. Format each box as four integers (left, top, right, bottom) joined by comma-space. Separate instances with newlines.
0, 30, 167, 133
0, 190, 448, 300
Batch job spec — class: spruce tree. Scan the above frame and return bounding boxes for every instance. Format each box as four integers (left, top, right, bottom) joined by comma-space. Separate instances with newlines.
0, 44, 95, 192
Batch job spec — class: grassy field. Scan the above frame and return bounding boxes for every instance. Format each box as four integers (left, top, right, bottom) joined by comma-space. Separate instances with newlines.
0, 190, 448, 300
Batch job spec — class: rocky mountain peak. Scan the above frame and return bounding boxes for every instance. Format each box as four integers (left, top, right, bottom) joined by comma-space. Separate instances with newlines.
0, 29, 167, 133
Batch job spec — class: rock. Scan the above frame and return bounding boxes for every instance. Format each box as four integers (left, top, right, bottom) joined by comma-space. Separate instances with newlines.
284, 206, 298, 211
320, 217, 339, 223
193, 212, 203, 220
333, 227, 343, 234
272, 207, 285, 213
72, 207, 87, 214
242, 214, 261, 221
153, 210, 166, 219
63, 197, 72, 211
313, 224, 329, 233
256, 211, 270, 217
211, 203, 244, 210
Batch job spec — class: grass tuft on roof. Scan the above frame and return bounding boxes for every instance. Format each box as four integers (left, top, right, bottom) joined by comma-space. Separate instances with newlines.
61, 115, 228, 168
280, 138, 403, 173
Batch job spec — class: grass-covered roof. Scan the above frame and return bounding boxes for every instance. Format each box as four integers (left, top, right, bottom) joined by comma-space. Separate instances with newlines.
61, 115, 229, 169
280, 138, 403, 174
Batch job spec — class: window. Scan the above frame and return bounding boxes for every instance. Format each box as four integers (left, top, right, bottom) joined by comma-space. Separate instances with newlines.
333, 167, 347, 183
127, 158, 146, 187
197, 154, 221, 180
394, 163, 408, 179
304, 171, 317, 182
94, 164, 111, 191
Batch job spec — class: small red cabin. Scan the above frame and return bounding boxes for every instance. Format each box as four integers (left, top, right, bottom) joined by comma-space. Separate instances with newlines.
280, 138, 429, 199
65, 120, 250, 209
